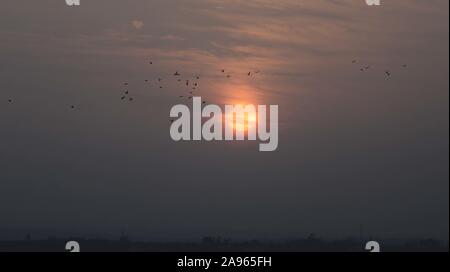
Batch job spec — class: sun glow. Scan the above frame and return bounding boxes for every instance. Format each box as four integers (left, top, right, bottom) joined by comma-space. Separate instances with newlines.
216, 83, 261, 134
225, 106, 257, 134
169, 97, 279, 151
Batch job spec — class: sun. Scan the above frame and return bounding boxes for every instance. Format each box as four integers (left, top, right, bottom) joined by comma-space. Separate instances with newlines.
224, 105, 258, 134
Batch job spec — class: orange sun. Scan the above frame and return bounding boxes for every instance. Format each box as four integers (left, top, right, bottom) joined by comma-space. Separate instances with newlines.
224, 105, 258, 134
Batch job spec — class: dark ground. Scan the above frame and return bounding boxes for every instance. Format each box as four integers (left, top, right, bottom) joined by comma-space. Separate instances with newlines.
0, 235, 447, 252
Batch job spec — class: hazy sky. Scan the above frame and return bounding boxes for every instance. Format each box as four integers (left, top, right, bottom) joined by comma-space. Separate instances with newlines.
0, 0, 448, 241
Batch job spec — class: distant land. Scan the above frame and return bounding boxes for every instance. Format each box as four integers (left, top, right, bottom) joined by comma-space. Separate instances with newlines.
0, 236, 448, 252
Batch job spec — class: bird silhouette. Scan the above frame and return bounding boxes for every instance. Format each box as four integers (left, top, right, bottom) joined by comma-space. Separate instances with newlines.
174, 71, 180, 76
385, 71, 391, 77
8, 99, 12, 103
248, 72, 251, 76
121, 96, 126, 100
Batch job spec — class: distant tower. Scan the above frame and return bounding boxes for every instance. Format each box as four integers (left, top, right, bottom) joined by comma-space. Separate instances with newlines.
359, 224, 364, 244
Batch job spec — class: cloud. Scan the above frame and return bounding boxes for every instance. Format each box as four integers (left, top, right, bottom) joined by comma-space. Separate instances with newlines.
160, 34, 185, 41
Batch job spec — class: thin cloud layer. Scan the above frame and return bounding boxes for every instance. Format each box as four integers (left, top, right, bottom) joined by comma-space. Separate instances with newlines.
0, 0, 448, 241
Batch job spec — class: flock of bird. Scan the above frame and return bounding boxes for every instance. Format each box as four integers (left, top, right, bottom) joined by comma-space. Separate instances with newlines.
352, 59, 408, 77
4, 59, 407, 114
114, 60, 262, 123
